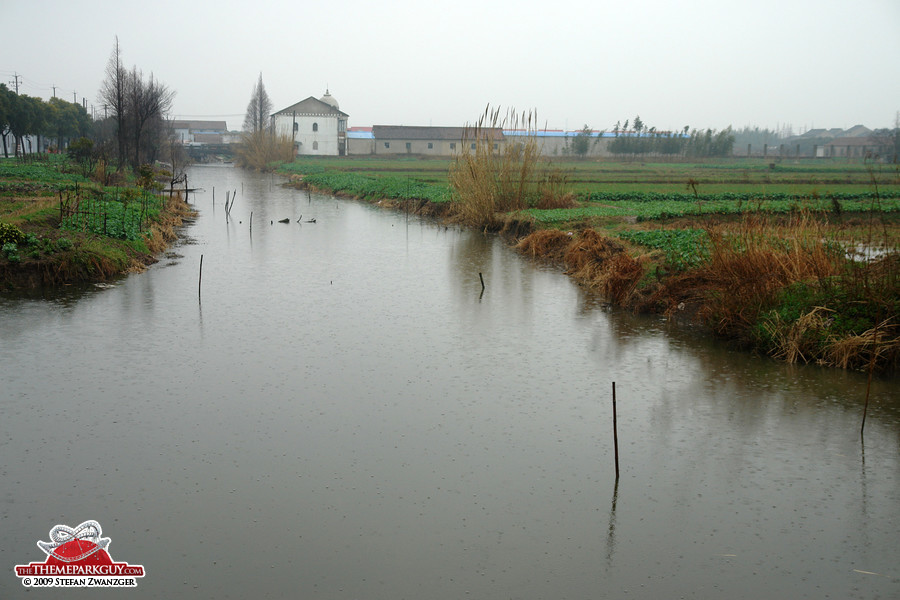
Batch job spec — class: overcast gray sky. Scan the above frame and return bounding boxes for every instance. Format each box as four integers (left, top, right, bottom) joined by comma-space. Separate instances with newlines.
3, 0, 899, 133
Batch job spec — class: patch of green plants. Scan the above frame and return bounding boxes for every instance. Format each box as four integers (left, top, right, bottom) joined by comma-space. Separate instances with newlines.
0, 221, 25, 245
277, 161, 327, 176
302, 171, 452, 203
59, 189, 164, 241
616, 228, 710, 270
2, 241, 21, 262
753, 278, 895, 346
0, 158, 90, 185
521, 195, 899, 224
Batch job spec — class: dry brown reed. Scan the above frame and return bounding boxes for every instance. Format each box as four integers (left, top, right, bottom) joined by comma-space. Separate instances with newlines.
449, 105, 571, 228
536, 171, 576, 210
563, 229, 644, 302
763, 306, 834, 364
515, 229, 573, 262
698, 213, 844, 335
145, 191, 194, 254
825, 318, 899, 371
235, 130, 294, 171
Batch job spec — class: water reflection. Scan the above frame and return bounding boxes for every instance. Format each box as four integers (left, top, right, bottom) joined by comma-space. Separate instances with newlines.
1, 164, 898, 600
605, 479, 619, 567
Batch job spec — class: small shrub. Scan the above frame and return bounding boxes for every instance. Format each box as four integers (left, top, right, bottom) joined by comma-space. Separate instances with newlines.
56, 237, 73, 251
2, 242, 20, 262
0, 221, 25, 246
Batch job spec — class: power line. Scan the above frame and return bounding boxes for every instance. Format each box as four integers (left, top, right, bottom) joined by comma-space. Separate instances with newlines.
174, 113, 244, 118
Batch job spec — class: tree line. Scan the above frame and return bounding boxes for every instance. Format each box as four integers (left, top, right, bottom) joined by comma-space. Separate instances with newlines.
606, 116, 734, 157
1, 37, 176, 173
0, 85, 92, 158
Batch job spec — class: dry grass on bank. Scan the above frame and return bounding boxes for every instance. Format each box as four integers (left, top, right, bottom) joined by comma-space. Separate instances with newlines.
697, 214, 844, 335
449, 105, 574, 228
513, 213, 899, 371
143, 191, 194, 255
235, 130, 294, 171
515, 228, 646, 304
515, 229, 573, 262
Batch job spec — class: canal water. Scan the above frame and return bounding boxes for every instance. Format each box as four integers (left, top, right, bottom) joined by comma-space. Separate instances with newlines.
1, 165, 898, 599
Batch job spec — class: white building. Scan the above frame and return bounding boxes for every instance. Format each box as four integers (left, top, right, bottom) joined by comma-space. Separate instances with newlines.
271, 90, 348, 156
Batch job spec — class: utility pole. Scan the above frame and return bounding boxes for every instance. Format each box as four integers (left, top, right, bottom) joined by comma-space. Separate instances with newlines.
52, 85, 57, 98
9, 72, 20, 94
73, 91, 77, 103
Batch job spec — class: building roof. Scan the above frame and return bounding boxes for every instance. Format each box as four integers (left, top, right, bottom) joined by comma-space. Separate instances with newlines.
273, 96, 348, 118
373, 125, 505, 141
171, 120, 228, 132
843, 125, 873, 138
320, 89, 339, 109
825, 136, 887, 147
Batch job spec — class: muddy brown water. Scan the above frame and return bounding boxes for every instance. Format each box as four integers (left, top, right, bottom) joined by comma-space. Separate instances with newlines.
1, 165, 898, 599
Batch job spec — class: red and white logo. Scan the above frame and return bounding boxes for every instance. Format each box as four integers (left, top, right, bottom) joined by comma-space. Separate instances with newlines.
14, 520, 146, 588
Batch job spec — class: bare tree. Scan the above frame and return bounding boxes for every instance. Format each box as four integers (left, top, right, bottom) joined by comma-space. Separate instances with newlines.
99, 37, 128, 169
98, 38, 175, 170
243, 73, 273, 133
126, 67, 174, 168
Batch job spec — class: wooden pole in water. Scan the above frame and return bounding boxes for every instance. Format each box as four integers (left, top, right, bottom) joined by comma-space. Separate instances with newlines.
612, 382, 620, 480
198, 254, 203, 303
250, 211, 253, 234
479, 272, 485, 291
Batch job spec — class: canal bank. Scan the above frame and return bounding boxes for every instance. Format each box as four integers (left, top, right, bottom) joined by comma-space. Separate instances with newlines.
0, 162, 195, 291
294, 176, 900, 374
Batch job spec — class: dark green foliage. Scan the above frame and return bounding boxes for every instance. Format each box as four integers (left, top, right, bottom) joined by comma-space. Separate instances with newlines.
753, 280, 897, 347
0, 221, 25, 245
570, 125, 593, 157
67, 137, 96, 178
2, 242, 20, 262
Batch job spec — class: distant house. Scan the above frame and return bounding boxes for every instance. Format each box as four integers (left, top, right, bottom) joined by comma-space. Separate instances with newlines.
170, 120, 228, 145
345, 125, 625, 157
348, 125, 505, 156
271, 91, 349, 156
820, 135, 891, 158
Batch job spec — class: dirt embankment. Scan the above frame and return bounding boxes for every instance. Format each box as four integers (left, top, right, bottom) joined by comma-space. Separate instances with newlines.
0, 194, 195, 291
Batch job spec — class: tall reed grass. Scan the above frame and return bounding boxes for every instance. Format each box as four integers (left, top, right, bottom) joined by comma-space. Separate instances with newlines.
696, 211, 899, 370
449, 105, 573, 229
235, 130, 294, 171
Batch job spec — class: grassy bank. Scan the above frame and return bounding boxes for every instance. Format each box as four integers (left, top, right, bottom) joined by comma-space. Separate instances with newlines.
0, 155, 193, 290
279, 155, 899, 372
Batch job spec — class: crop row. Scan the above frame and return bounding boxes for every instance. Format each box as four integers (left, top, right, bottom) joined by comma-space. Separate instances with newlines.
523, 196, 900, 223
0, 160, 90, 185
581, 189, 898, 203
60, 192, 164, 241
301, 172, 452, 203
